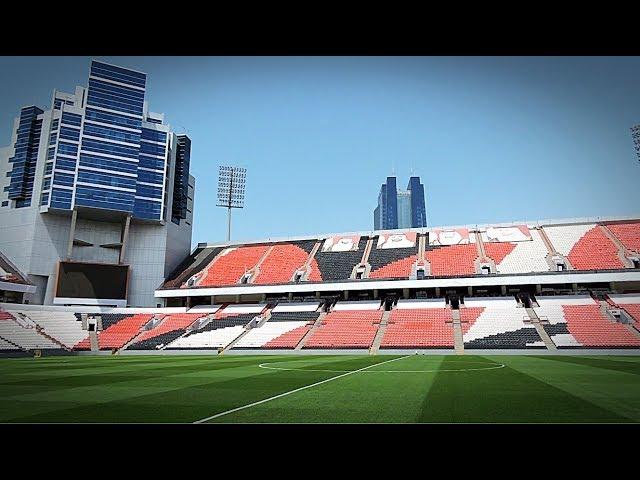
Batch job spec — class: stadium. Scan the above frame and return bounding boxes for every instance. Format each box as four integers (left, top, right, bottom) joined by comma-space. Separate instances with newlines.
1, 58, 640, 424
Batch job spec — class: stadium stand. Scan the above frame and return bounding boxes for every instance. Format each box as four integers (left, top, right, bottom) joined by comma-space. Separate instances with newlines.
166, 313, 255, 349
127, 313, 204, 350
368, 237, 419, 279
492, 229, 550, 274
13, 310, 88, 349
535, 295, 640, 348
425, 244, 478, 276
544, 224, 625, 270
607, 222, 640, 253
0, 312, 60, 350
253, 240, 317, 284
462, 297, 544, 349
311, 238, 368, 281
381, 299, 453, 348
608, 294, 640, 326
234, 312, 320, 348
197, 245, 270, 287
305, 302, 382, 348
0, 337, 19, 351
97, 314, 154, 350
164, 246, 224, 289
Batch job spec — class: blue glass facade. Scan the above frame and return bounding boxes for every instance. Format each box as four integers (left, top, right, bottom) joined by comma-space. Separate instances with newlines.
171, 135, 191, 224
7, 106, 44, 207
374, 176, 427, 229
407, 176, 427, 228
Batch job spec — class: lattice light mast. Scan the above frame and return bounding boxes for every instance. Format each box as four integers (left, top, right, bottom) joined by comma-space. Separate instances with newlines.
632, 125, 640, 163
217, 165, 247, 242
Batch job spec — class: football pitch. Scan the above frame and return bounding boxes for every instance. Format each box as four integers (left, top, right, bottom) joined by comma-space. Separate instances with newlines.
1, 354, 640, 423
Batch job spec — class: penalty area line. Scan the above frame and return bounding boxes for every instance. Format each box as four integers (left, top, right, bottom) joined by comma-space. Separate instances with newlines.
193, 354, 411, 424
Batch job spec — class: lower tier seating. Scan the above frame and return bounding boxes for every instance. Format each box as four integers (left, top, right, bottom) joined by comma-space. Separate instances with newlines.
97, 314, 154, 350
560, 305, 640, 347
234, 311, 320, 348
165, 314, 254, 349
126, 313, 203, 350
0, 337, 19, 351
263, 325, 312, 348
381, 308, 454, 348
462, 303, 544, 349
304, 310, 382, 349
0, 314, 60, 350
14, 310, 88, 349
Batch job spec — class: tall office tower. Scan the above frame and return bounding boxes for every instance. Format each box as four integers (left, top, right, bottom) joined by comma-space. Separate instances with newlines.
373, 176, 426, 230
0, 60, 195, 307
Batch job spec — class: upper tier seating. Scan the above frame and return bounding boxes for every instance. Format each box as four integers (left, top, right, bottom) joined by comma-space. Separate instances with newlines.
165, 313, 255, 349
14, 310, 88, 349
164, 246, 223, 288
253, 240, 316, 284
544, 224, 625, 270
368, 240, 419, 279
127, 313, 203, 350
425, 244, 478, 276
492, 229, 550, 274
234, 311, 320, 348
198, 245, 270, 287
304, 309, 382, 348
462, 298, 543, 349
0, 313, 60, 350
607, 222, 640, 253
311, 238, 368, 282
97, 314, 153, 350
381, 308, 453, 348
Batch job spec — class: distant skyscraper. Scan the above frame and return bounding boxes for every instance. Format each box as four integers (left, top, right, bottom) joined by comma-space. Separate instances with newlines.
373, 176, 426, 230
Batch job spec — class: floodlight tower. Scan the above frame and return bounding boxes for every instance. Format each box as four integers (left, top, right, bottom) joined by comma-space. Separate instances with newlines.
217, 165, 247, 242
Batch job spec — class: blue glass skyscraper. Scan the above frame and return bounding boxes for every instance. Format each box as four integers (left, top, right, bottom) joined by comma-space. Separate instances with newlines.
374, 176, 426, 230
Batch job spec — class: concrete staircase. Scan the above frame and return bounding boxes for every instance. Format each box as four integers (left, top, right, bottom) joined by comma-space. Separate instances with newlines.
451, 309, 464, 355
370, 309, 391, 355
526, 307, 557, 351
89, 331, 99, 351
295, 312, 327, 350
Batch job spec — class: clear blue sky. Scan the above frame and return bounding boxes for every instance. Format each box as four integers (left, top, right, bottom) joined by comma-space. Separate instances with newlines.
1, 56, 639, 247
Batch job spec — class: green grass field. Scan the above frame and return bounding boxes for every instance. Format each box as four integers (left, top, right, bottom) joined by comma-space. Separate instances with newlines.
1, 353, 640, 423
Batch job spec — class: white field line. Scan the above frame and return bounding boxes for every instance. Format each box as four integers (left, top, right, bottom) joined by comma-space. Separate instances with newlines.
193, 355, 411, 424
258, 360, 505, 374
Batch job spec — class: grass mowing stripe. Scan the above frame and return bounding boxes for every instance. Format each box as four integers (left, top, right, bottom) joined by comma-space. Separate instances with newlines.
193, 355, 410, 423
